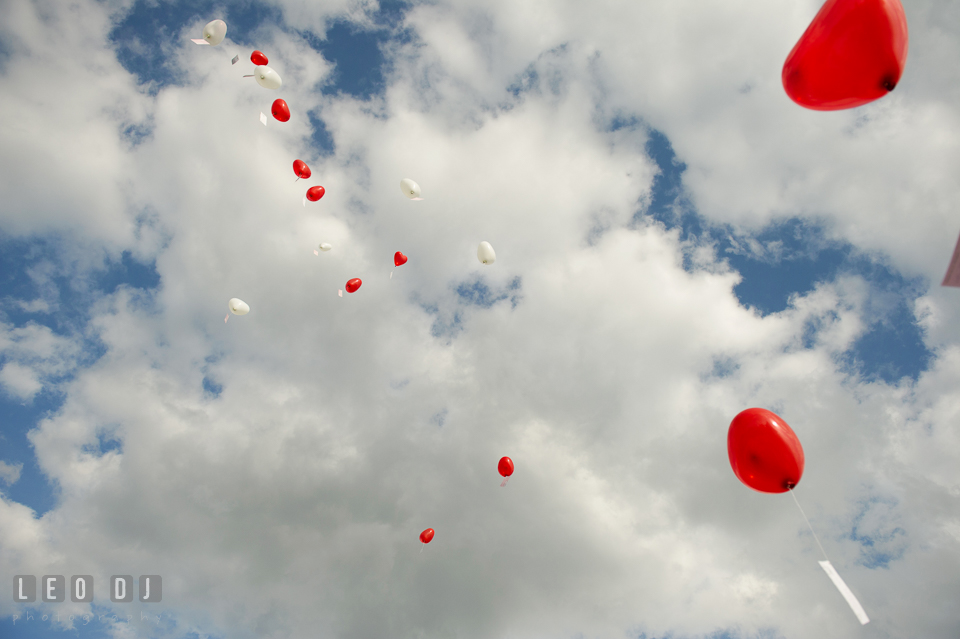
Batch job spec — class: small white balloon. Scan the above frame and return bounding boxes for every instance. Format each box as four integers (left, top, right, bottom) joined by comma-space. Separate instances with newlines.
400, 178, 421, 199
477, 241, 496, 265
202, 19, 227, 46
228, 298, 250, 315
254, 66, 282, 90
318, 243, 332, 252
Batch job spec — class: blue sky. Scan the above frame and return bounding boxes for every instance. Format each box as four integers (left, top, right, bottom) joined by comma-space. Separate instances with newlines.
2, 0, 960, 638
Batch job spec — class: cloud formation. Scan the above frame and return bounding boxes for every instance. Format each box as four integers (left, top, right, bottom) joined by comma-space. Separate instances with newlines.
1, 0, 959, 638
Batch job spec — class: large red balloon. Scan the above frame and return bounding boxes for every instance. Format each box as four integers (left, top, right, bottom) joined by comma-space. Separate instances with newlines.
419, 528, 435, 544
345, 278, 362, 293
271, 98, 290, 122
306, 186, 325, 202
727, 408, 805, 493
498, 456, 514, 478
782, 0, 908, 111
293, 159, 311, 180
394, 251, 408, 267
250, 50, 269, 66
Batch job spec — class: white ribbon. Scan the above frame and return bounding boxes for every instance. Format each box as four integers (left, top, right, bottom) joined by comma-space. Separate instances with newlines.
818, 561, 869, 625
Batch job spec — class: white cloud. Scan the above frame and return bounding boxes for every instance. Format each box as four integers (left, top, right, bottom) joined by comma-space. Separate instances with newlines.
0, 322, 82, 401
0, 362, 43, 401
0, 0, 959, 638
0, 461, 23, 485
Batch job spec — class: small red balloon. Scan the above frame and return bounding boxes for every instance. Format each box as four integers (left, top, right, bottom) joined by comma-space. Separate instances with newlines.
419, 528, 435, 544
727, 408, 805, 494
498, 456, 514, 478
345, 278, 362, 293
293, 159, 311, 180
782, 0, 908, 111
250, 50, 269, 66
306, 186, 325, 202
394, 251, 408, 267
271, 98, 290, 122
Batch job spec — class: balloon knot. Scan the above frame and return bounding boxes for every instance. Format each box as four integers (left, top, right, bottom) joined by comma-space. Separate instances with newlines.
880, 75, 897, 92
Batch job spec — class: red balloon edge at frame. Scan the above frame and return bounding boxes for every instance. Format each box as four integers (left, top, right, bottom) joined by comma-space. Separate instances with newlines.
306, 186, 325, 201
345, 278, 362, 293
293, 159, 311, 179
782, 0, 908, 111
727, 408, 805, 494
498, 456, 514, 478
419, 528, 435, 544
250, 50, 269, 66
271, 98, 290, 122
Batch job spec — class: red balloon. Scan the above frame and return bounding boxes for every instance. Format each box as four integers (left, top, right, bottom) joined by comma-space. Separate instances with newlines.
250, 50, 269, 66
345, 278, 362, 293
498, 456, 514, 478
728, 408, 805, 494
306, 186, 325, 202
271, 99, 290, 122
293, 159, 311, 180
419, 528, 435, 544
782, 0, 908, 111
394, 251, 408, 267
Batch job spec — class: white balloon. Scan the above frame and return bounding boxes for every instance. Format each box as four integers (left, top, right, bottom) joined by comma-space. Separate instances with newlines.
254, 66, 282, 90
202, 20, 227, 46
228, 298, 250, 315
400, 178, 421, 199
477, 241, 496, 265
318, 243, 332, 252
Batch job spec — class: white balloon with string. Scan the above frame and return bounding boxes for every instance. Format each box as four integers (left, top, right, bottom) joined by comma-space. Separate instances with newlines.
400, 178, 422, 200
477, 241, 496, 265
226, 298, 249, 323
192, 19, 226, 45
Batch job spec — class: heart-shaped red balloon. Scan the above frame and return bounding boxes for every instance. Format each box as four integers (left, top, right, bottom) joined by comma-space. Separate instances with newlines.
345, 278, 362, 293
293, 159, 311, 180
394, 251, 408, 267
727, 408, 805, 493
250, 50, 269, 66
306, 186, 325, 202
782, 0, 908, 110
271, 98, 290, 122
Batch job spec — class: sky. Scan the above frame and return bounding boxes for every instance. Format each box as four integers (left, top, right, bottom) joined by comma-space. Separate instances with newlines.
1, 0, 959, 637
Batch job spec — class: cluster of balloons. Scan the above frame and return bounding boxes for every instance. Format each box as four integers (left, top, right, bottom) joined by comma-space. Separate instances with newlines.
191, 20, 511, 551
196, 27, 328, 203
198, 7, 902, 624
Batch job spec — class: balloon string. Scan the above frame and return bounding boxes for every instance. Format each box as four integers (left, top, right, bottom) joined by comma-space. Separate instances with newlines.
500, 476, 510, 487
790, 488, 829, 561
419, 543, 424, 554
